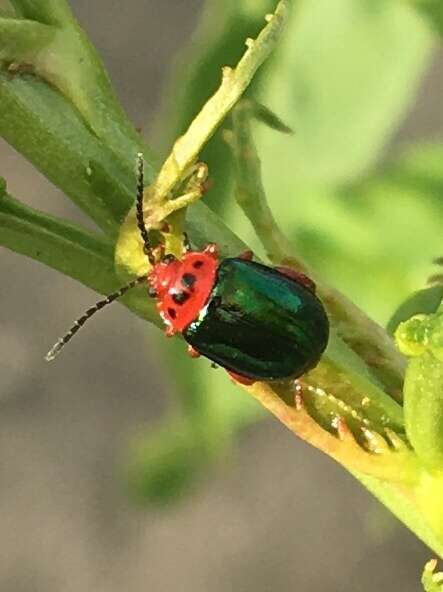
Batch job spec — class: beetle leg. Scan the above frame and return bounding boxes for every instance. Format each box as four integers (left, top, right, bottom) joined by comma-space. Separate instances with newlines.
227, 370, 256, 386
162, 163, 209, 218
187, 344, 201, 358
165, 326, 176, 337
162, 189, 202, 217
294, 381, 304, 410
237, 250, 254, 261
274, 266, 316, 293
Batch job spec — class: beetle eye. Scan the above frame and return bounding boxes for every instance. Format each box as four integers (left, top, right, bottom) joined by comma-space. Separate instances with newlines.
148, 286, 157, 298
163, 254, 177, 264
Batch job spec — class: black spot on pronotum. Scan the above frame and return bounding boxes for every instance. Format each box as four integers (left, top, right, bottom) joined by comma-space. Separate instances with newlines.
182, 273, 196, 289
172, 291, 190, 305
193, 260, 204, 269
167, 307, 177, 319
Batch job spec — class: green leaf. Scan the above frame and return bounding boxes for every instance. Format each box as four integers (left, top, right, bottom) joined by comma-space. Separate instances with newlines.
0, 17, 54, 61
6, 0, 159, 174
403, 350, 443, 472
0, 186, 156, 322
0, 73, 134, 235
396, 312, 443, 472
151, 0, 277, 213
0, 70, 253, 253
387, 284, 443, 335
271, 143, 443, 326
0, 186, 116, 290
257, 0, 433, 186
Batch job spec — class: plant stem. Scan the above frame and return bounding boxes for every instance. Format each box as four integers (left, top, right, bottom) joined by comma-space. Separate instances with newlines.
0, 188, 156, 322
116, 0, 292, 272
228, 100, 406, 401
148, 0, 290, 205
228, 101, 295, 262
0, 72, 135, 236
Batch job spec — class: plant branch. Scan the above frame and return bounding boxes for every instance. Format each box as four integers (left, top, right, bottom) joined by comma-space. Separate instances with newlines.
246, 380, 419, 484
3, 0, 443, 556
148, 0, 290, 206
0, 72, 137, 236
227, 100, 296, 262
0, 185, 156, 323
227, 100, 406, 402
116, 0, 291, 272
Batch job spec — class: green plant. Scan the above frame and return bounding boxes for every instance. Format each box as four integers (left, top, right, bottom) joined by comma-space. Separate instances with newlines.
422, 559, 443, 591
2, 0, 443, 582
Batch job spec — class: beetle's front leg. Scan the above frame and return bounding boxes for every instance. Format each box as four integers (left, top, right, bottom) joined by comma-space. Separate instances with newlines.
163, 162, 209, 217
162, 189, 202, 218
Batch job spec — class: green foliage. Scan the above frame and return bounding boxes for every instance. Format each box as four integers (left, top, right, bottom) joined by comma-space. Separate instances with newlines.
258, 0, 432, 185
143, 0, 443, 509
387, 284, 443, 336
2, 0, 443, 568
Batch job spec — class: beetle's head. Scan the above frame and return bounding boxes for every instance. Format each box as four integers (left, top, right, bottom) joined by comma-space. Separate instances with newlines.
148, 246, 218, 334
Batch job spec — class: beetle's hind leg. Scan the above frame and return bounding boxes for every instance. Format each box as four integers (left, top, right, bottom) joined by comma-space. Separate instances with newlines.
274, 266, 316, 293
227, 370, 256, 386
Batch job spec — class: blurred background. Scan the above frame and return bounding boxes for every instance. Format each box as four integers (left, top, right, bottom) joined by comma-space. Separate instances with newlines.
1, 0, 443, 590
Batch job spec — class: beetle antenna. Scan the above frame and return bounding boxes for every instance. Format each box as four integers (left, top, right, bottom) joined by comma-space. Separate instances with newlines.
45, 275, 148, 362
182, 231, 191, 253
135, 152, 155, 266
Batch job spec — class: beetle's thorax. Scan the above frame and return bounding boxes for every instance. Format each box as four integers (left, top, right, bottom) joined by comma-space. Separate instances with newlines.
148, 246, 218, 335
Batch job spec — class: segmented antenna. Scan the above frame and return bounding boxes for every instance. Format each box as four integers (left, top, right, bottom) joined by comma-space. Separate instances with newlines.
182, 231, 191, 253
135, 152, 155, 265
45, 275, 147, 361
44, 153, 159, 362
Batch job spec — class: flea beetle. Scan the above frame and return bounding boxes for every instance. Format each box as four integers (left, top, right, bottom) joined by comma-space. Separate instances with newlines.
46, 156, 329, 384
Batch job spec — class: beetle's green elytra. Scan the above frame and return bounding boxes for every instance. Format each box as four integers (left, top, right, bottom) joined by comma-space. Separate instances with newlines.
183, 258, 329, 381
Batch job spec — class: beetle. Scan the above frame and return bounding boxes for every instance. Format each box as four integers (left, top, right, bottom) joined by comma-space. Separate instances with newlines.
46, 155, 329, 384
